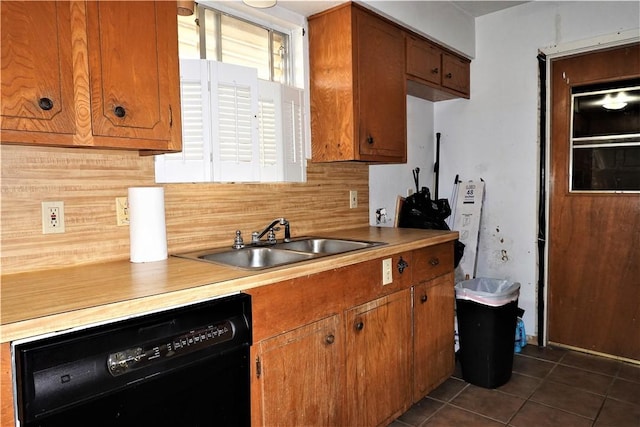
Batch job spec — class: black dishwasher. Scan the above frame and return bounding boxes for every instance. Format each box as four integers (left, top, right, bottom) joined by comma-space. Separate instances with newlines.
13, 293, 252, 427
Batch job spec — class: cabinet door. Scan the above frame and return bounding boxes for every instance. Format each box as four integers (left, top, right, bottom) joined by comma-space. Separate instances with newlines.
86, 1, 179, 147
442, 52, 470, 97
413, 273, 455, 401
0, 1, 75, 141
345, 289, 412, 426
256, 315, 342, 426
406, 36, 442, 85
356, 9, 406, 162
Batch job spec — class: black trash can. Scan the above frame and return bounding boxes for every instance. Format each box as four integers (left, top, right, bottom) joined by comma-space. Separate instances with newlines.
455, 278, 521, 388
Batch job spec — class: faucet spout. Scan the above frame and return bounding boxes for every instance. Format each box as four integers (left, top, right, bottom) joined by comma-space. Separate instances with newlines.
253, 218, 291, 244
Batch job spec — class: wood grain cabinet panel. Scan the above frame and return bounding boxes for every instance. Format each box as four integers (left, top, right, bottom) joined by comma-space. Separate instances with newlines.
442, 52, 471, 96
412, 241, 454, 282
406, 34, 470, 101
309, 3, 406, 163
254, 315, 343, 427
1, 343, 15, 427
0, 1, 76, 142
0, 1, 181, 152
413, 273, 456, 401
406, 35, 442, 85
344, 289, 412, 426
86, 1, 178, 147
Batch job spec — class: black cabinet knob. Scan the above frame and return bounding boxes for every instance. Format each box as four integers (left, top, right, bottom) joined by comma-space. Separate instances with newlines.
421, 294, 428, 303
114, 106, 126, 118
325, 334, 335, 344
429, 257, 440, 266
431, 67, 439, 74
366, 136, 374, 145
445, 72, 453, 79
38, 97, 53, 111
355, 321, 364, 331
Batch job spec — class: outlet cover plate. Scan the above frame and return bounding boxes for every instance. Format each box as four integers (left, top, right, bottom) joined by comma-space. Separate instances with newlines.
42, 201, 65, 234
382, 258, 393, 285
116, 197, 129, 226
349, 190, 358, 209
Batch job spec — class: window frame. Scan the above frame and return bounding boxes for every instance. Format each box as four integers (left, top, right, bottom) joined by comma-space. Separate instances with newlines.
182, 2, 292, 85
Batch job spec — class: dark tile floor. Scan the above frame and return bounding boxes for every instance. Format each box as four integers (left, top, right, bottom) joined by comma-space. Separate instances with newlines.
390, 345, 640, 427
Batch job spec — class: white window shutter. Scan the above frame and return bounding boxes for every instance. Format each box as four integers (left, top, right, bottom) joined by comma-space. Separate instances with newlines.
281, 85, 306, 182
155, 59, 212, 183
257, 80, 283, 182
210, 62, 259, 182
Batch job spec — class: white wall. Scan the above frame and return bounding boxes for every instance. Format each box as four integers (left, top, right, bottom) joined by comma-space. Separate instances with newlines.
362, 0, 476, 57
432, 1, 640, 336
369, 96, 435, 226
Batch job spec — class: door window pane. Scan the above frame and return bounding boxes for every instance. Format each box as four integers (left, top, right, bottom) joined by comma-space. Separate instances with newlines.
570, 80, 640, 192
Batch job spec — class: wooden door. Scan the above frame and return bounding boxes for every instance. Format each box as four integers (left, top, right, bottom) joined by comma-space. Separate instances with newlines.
548, 44, 640, 360
86, 1, 178, 146
256, 315, 342, 426
0, 1, 75, 141
356, 8, 406, 162
345, 289, 412, 427
413, 273, 455, 402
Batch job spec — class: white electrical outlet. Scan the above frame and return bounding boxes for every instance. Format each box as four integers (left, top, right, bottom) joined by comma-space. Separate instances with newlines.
42, 201, 65, 234
349, 190, 358, 209
116, 197, 129, 226
382, 258, 393, 285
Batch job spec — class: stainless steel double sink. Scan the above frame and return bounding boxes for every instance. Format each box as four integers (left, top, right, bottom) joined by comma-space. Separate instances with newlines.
175, 238, 385, 270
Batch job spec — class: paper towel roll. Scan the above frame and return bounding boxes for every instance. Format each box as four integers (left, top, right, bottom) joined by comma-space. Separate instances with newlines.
128, 187, 168, 263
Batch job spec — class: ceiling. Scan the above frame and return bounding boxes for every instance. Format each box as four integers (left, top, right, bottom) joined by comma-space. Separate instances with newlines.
275, 1, 529, 18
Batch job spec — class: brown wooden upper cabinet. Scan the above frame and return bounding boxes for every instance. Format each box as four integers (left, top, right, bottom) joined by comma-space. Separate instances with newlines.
406, 34, 471, 101
309, 3, 407, 163
0, 1, 181, 153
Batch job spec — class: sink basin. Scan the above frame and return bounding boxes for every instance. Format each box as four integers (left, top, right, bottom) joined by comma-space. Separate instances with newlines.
197, 247, 315, 270
275, 238, 377, 254
175, 237, 385, 270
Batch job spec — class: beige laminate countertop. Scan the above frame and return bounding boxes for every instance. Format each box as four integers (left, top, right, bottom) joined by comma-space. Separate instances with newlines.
0, 227, 457, 343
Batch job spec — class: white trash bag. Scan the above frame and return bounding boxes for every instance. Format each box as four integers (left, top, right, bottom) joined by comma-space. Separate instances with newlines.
455, 278, 520, 307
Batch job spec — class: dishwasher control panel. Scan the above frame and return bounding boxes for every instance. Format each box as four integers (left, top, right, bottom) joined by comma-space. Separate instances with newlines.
107, 320, 234, 376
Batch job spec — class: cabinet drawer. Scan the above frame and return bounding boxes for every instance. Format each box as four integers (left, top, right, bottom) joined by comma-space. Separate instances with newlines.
412, 242, 453, 283
406, 35, 441, 85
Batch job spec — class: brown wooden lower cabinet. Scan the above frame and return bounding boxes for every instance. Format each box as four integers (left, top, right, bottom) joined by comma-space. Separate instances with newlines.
250, 243, 455, 427
413, 272, 456, 402
345, 288, 413, 426
253, 315, 343, 426
1, 343, 15, 427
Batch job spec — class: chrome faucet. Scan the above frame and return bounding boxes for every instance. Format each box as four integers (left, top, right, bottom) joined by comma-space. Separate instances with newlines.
252, 218, 291, 244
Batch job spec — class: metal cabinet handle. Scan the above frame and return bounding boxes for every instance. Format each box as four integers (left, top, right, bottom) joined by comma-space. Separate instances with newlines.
114, 106, 126, 118
421, 294, 428, 303
355, 321, 364, 331
38, 97, 53, 111
429, 257, 440, 266
325, 334, 335, 344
